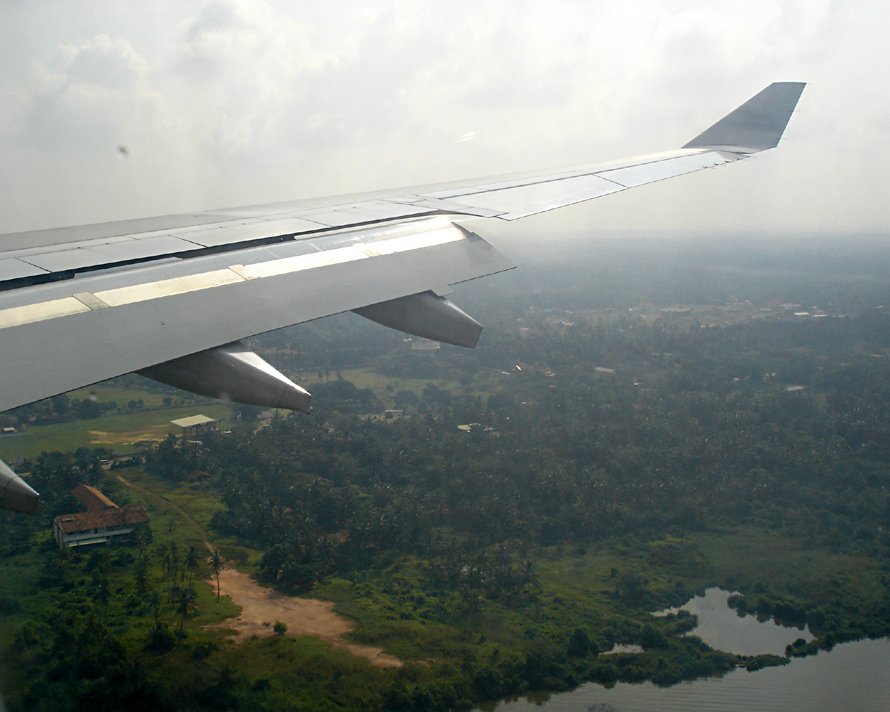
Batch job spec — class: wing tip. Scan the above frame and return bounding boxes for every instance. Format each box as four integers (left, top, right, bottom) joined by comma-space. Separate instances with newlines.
683, 81, 806, 153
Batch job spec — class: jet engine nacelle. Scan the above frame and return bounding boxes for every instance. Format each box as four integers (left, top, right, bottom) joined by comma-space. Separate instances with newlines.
0, 459, 39, 514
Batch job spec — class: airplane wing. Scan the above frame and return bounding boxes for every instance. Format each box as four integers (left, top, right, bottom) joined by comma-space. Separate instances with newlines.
0, 81, 805, 513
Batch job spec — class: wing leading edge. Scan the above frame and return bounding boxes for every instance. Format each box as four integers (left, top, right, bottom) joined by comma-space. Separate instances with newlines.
0, 81, 805, 513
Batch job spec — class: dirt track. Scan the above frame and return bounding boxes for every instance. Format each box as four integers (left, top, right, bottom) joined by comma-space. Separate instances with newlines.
205, 568, 402, 668
113, 474, 398, 667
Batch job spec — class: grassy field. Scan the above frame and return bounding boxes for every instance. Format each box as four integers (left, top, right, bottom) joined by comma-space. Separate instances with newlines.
0, 382, 234, 461
111, 466, 263, 570
0, 369, 499, 463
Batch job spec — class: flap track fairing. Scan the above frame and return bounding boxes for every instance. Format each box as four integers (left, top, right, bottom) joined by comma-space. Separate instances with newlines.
0, 459, 40, 514
139, 341, 311, 413
353, 290, 483, 348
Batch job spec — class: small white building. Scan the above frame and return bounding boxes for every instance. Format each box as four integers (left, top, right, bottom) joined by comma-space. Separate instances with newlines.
170, 414, 219, 439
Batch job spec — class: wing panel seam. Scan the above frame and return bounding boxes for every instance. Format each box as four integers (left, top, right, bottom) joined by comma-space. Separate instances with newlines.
0, 224, 468, 330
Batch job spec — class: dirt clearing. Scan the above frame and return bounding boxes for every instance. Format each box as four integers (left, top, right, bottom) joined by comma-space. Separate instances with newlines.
89, 424, 171, 444
205, 568, 402, 668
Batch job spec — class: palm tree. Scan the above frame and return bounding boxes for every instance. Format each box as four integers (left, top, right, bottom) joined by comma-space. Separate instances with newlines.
94, 574, 111, 620
208, 548, 224, 601
168, 542, 179, 587
174, 587, 197, 631
133, 560, 149, 600
185, 545, 200, 585
157, 542, 170, 584
522, 559, 541, 597
133, 527, 148, 564
148, 590, 161, 628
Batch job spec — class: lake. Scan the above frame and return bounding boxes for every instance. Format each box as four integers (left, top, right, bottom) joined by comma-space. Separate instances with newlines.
475, 589, 890, 712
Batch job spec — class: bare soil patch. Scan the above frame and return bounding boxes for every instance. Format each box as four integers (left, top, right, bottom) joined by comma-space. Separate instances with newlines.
205, 568, 402, 668
89, 424, 170, 444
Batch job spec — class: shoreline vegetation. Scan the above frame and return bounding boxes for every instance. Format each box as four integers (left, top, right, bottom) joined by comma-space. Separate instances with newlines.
2, 236, 890, 711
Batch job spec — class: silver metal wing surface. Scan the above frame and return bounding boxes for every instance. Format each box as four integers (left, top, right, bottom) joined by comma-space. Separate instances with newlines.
0, 81, 805, 512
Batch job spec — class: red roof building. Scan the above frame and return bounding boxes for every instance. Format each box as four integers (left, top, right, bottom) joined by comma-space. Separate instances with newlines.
52, 483, 149, 549
53, 506, 150, 550
71, 483, 117, 512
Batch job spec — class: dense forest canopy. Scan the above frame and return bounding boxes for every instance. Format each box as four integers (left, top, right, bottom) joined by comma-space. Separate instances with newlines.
2, 234, 890, 711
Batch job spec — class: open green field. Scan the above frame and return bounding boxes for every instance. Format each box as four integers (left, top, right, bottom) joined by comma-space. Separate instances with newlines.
0, 382, 234, 461
111, 466, 262, 570
67, 383, 197, 410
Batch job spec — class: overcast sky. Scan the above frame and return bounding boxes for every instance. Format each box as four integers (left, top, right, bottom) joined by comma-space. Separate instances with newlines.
0, 0, 886, 239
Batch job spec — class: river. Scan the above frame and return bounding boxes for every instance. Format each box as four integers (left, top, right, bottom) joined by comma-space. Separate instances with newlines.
475, 589, 890, 712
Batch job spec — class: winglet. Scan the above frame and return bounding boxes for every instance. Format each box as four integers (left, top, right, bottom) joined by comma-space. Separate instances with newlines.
683, 82, 806, 152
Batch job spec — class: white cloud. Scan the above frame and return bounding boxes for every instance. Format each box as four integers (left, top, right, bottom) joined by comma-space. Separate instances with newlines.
0, 0, 887, 233
24, 35, 166, 152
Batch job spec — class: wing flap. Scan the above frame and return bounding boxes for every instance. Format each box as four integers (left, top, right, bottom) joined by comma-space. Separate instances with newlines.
0, 219, 513, 412
410, 150, 743, 221
0, 259, 49, 281
297, 200, 428, 227
16, 236, 200, 272
0, 150, 741, 277
0, 85, 803, 283
597, 150, 738, 188
429, 174, 622, 220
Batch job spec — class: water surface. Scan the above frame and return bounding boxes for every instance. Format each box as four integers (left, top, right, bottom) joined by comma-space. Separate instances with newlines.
476, 588, 889, 712
660, 587, 813, 657
480, 639, 890, 712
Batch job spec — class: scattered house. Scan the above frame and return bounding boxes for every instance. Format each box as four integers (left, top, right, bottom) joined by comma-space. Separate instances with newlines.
384, 410, 404, 419
98, 453, 141, 470
2, 426, 18, 436
457, 423, 498, 436
52, 484, 149, 550
324, 530, 350, 545
254, 410, 276, 431
785, 385, 806, 393
170, 414, 219, 439
595, 366, 617, 374
188, 470, 212, 482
